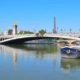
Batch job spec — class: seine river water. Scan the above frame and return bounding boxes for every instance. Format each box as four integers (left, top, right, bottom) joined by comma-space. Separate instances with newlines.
0, 44, 80, 80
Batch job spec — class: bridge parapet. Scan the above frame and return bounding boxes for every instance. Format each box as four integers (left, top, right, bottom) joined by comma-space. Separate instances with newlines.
44, 33, 80, 38
0, 34, 36, 38
0, 33, 80, 39
13, 34, 36, 38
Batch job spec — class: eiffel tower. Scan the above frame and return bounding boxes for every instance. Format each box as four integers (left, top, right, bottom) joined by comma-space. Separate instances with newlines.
53, 16, 57, 33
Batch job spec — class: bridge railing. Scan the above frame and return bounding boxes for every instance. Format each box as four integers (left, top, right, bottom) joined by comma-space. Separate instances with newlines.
44, 33, 80, 38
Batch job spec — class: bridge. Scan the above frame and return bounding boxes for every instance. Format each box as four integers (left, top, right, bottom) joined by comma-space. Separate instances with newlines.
0, 33, 80, 44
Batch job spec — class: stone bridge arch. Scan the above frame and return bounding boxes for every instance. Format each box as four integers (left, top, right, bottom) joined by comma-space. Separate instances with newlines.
57, 40, 79, 45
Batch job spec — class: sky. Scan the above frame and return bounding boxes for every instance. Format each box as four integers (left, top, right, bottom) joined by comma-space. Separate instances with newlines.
0, 0, 80, 33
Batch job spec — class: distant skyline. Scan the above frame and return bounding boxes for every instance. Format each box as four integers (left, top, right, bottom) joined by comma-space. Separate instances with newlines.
0, 0, 80, 32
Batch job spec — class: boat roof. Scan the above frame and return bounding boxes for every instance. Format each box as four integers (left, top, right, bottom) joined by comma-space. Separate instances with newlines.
62, 45, 80, 50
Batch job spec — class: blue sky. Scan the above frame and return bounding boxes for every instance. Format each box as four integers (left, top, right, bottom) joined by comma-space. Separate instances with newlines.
0, 0, 80, 32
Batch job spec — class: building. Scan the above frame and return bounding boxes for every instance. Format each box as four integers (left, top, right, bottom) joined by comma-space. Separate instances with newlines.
3, 30, 8, 35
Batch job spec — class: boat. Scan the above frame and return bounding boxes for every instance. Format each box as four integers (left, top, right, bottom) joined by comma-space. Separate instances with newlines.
60, 46, 80, 58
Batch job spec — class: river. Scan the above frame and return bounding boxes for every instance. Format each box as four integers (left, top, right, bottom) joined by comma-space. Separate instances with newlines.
0, 44, 80, 80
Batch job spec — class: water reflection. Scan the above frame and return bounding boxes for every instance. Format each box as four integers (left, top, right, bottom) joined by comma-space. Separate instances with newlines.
61, 58, 80, 70
8, 44, 58, 53
0, 44, 59, 66
13, 51, 17, 65
0, 44, 80, 80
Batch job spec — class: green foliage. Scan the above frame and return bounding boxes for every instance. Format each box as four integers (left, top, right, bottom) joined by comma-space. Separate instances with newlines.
8, 29, 13, 35
18, 30, 33, 34
38, 29, 46, 36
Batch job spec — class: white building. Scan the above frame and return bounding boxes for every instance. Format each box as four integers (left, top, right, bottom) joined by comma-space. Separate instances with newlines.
3, 30, 8, 35
13, 22, 17, 35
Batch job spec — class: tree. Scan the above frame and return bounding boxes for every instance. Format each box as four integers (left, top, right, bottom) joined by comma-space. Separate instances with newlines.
38, 29, 46, 36
18, 30, 33, 34
8, 29, 13, 35
18, 30, 24, 34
